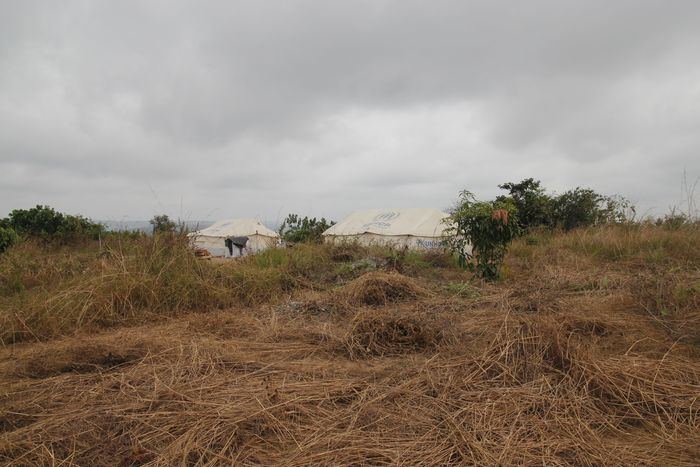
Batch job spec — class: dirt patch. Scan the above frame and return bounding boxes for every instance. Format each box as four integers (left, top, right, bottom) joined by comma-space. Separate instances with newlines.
11, 341, 149, 378
343, 272, 428, 306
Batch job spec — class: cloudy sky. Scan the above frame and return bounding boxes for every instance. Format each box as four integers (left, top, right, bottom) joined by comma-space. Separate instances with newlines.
1, 0, 699, 223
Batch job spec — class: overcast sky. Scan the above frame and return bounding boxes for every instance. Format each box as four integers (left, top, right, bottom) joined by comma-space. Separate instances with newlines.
1, 0, 699, 223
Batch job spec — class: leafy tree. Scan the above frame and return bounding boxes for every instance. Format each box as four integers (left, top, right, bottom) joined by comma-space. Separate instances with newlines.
551, 188, 631, 230
496, 179, 634, 231
5, 205, 103, 241
446, 191, 521, 280
497, 178, 553, 230
149, 214, 177, 234
278, 214, 335, 243
0, 226, 18, 253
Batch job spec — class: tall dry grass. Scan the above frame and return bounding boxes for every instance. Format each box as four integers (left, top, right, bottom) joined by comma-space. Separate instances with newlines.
0, 235, 298, 343
0, 236, 457, 343
507, 224, 700, 347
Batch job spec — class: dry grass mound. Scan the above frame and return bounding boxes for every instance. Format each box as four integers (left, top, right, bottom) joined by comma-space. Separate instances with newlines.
346, 309, 456, 356
343, 271, 428, 306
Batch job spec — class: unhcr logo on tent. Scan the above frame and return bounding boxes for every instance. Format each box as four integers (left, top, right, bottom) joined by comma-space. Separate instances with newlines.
362, 211, 400, 230
374, 211, 400, 222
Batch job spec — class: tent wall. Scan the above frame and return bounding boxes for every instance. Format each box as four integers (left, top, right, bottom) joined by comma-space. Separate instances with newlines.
324, 234, 447, 250
192, 234, 277, 257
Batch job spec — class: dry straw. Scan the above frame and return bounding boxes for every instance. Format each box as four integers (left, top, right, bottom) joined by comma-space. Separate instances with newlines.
1, 225, 700, 465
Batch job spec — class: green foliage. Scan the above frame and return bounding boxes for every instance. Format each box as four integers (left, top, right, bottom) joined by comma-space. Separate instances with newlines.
497, 178, 553, 230
149, 214, 177, 234
0, 226, 18, 254
278, 213, 335, 243
655, 209, 691, 230
446, 191, 521, 280
552, 188, 632, 230
4, 205, 104, 242
496, 179, 633, 231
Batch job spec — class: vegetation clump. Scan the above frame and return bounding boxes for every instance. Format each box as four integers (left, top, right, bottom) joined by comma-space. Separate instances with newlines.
0, 226, 18, 254
343, 271, 428, 305
496, 178, 634, 231
2, 205, 104, 242
149, 214, 179, 234
278, 213, 335, 243
447, 190, 521, 280
346, 309, 454, 356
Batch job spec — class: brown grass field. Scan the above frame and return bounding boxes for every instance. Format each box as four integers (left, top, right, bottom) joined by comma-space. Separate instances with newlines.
1, 225, 699, 465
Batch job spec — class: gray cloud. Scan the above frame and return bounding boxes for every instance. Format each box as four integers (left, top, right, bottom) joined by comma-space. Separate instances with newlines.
1, 0, 699, 221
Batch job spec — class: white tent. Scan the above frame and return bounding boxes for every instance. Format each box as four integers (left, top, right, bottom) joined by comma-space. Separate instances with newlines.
322, 208, 454, 250
188, 218, 279, 257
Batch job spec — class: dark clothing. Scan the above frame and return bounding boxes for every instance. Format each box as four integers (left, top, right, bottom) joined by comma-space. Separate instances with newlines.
225, 236, 249, 257
229, 236, 249, 249
224, 238, 234, 256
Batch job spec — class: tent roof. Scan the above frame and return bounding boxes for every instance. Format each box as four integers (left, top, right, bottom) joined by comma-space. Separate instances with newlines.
323, 208, 453, 238
189, 218, 279, 238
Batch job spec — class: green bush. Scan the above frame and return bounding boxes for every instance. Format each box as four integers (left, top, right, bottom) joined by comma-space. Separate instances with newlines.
497, 178, 553, 230
655, 210, 690, 230
4, 205, 104, 242
149, 214, 178, 234
552, 188, 631, 230
446, 191, 521, 280
0, 226, 18, 254
496, 179, 633, 231
278, 213, 334, 243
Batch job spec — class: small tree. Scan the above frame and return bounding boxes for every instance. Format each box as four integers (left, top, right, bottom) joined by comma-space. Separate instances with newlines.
0, 226, 18, 253
278, 214, 335, 243
497, 178, 553, 230
446, 191, 521, 280
149, 214, 177, 234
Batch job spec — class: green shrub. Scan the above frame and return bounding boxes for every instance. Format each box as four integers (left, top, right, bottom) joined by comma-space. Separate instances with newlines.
149, 214, 178, 234
0, 226, 18, 254
655, 210, 690, 230
278, 214, 334, 243
552, 188, 632, 230
496, 179, 633, 232
4, 205, 104, 242
497, 178, 553, 230
446, 191, 521, 280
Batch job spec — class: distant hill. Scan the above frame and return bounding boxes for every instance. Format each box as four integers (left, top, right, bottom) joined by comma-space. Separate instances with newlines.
100, 220, 215, 233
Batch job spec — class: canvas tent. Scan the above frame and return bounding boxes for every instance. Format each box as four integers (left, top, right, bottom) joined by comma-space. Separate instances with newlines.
322, 208, 454, 250
188, 218, 279, 257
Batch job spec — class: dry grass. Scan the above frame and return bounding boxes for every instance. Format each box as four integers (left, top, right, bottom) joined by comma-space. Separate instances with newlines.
0, 236, 296, 343
1, 310, 698, 465
342, 271, 429, 306
1, 225, 699, 464
345, 308, 457, 357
